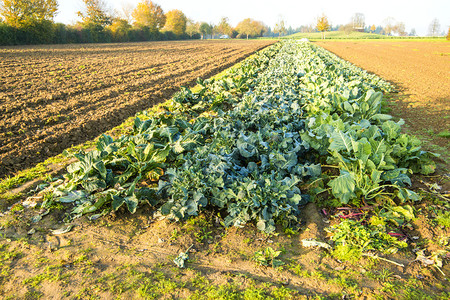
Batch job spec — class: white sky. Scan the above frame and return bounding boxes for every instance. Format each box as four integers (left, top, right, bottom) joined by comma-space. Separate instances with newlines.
54, 0, 450, 36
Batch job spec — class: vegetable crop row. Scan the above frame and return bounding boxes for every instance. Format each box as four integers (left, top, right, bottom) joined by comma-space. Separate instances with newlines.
45, 41, 436, 233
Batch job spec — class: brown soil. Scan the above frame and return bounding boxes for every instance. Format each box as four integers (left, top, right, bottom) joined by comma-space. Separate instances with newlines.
1, 200, 448, 299
0, 40, 274, 179
315, 40, 450, 162
0, 204, 373, 299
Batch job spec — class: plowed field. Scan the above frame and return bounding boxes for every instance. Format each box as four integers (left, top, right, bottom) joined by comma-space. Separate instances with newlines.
0, 40, 274, 178
315, 40, 450, 155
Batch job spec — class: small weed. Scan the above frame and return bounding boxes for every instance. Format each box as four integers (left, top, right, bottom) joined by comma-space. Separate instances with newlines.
435, 210, 450, 228
327, 219, 408, 262
23, 265, 71, 288
243, 286, 267, 299
437, 130, 450, 138
0, 244, 22, 283
191, 272, 210, 289
0, 192, 23, 202
289, 263, 306, 276
0, 164, 47, 194
170, 228, 180, 241
376, 268, 394, 283
253, 247, 284, 268
10, 203, 24, 212
212, 242, 221, 253
425, 128, 435, 135
284, 227, 298, 237
271, 286, 297, 299
186, 214, 209, 228
24, 290, 43, 299
195, 227, 212, 243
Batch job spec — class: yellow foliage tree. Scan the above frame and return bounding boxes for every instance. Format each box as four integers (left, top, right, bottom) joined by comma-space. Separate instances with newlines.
236, 18, 266, 39
0, 0, 58, 28
78, 0, 111, 30
132, 0, 165, 32
215, 17, 232, 36
186, 18, 199, 37
370, 24, 376, 33
164, 9, 186, 35
108, 18, 131, 41
274, 18, 287, 37
199, 22, 212, 39
316, 14, 330, 39
236, 18, 255, 39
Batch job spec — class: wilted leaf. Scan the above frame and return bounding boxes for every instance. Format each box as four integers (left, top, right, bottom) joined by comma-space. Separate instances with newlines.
58, 191, 86, 203
125, 194, 139, 214
50, 225, 74, 235
174, 245, 193, 268
301, 239, 332, 250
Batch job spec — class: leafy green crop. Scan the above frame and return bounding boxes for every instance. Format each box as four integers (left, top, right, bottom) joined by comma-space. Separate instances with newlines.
45, 40, 436, 232
253, 247, 284, 268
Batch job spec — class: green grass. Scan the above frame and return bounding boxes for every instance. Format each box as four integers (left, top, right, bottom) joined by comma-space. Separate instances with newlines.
286, 31, 389, 40
285, 31, 447, 41
437, 130, 450, 138
436, 211, 450, 228
0, 165, 47, 195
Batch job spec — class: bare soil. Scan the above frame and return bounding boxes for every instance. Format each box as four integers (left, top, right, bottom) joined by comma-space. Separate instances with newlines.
1, 199, 448, 299
315, 40, 450, 161
0, 40, 274, 178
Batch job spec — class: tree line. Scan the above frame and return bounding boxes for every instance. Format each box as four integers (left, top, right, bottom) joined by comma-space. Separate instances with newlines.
1, 1, 447, 46
0, 0, 270, 45
313, 13, 449, 38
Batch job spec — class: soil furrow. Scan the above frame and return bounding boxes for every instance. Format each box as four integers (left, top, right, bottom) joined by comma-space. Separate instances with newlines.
0, 40, 275, 177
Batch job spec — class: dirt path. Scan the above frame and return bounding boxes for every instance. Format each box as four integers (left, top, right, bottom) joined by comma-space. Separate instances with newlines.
0, 204, 379, 299
0, 40, 275, 178
315, 40, 450, 158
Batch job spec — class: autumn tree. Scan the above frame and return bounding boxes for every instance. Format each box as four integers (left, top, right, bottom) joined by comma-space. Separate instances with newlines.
316, 14, 330, 39
108, 18, 131, 41
0, 0, 58, 28
428, 18, 441, 36
351, 13, 365, 31
383, 17, 395, 35
393, 22, 407, 36
199, 22, 212, 39
164, 9, 186, 35
300, 24, 314, 33
274, 17, 287, 37
0, 0, 58, 42
370, 24, 376, 33
132, 0, 165, 32
447, 27, 450, 40
235, 18, 266, 39
236, 18, 253, 39
215, 17, 232, 36
186, 18, 199, 37
253, 20, 268, 37
78, 0, 111, 30
120, 1, 134, 23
